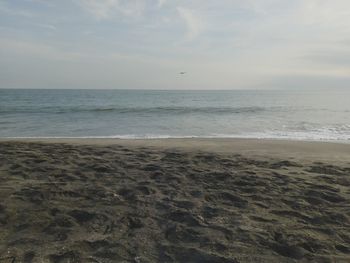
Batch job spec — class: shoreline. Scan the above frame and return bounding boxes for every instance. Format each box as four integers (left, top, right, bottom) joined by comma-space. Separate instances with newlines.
1, 138, 350, 162
1, 137, 349, 143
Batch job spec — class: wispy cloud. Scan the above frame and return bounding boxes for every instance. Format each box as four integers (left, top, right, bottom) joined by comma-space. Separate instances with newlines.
177, 7, 204, 41
0, 1, 35, 17
36, 23, 57, 31
77, 0, 119, 19
0, 38, 84, 61
77, 0, 146, 20
157, 0, 166, 8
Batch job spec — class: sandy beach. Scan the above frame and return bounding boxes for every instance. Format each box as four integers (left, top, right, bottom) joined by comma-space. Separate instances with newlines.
0, 139, 349, 262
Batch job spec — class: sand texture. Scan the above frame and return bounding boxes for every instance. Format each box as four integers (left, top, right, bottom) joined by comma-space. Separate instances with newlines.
0, 140, 350, 262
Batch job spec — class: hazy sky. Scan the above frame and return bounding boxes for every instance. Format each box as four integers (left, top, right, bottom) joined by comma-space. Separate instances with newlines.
1, 0, 350, 89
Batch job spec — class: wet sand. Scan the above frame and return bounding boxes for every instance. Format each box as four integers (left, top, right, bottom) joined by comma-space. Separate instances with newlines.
0, 139, 349, 262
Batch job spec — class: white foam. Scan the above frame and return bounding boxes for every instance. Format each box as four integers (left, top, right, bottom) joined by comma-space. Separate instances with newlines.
2, 131, 349, 143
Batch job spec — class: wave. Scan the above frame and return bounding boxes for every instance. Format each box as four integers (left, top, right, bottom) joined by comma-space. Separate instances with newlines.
0, 106, 268, 115
2, 105, 348, 115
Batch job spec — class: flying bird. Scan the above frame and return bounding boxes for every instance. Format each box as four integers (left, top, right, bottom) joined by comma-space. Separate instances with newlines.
179, 72, 186, 75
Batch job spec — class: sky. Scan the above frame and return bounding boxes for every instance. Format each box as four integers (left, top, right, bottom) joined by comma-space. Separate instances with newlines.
0, 0, 350, 90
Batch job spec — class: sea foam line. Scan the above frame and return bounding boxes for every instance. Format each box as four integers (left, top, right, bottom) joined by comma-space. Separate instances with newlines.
2, 133, 349, 142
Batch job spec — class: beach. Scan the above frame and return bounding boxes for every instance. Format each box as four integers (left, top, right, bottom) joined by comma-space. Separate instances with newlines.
0, 139, 349, 262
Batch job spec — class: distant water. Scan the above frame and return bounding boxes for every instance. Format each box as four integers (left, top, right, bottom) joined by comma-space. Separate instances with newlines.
1, 89, 349, 141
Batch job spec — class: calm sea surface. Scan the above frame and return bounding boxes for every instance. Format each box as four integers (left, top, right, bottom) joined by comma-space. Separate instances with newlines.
0, 89, 349, 141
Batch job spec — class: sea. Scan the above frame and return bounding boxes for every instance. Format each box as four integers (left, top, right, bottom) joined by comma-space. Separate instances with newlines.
0, 89, 349, 141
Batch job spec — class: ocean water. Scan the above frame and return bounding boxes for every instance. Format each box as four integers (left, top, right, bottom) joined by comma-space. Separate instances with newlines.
0, 89, 349, 141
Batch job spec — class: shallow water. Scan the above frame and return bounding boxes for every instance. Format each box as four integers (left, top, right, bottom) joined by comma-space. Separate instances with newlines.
0, 89, 349, 141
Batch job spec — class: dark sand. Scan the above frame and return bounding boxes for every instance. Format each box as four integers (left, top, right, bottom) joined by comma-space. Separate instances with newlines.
0, 139, 349, 262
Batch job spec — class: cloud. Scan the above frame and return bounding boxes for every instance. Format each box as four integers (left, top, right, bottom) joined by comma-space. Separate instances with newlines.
302, 49, 350, 67
177, 7, 204, 41
77, 0, 145, 20
36, 23, 57, 31
0, 38, 84, 61
0, 1, 35, 17
157, 0, 166, 8
77, 0, 119, 19
2, 1, 350, 89
297, 0, 350, 26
